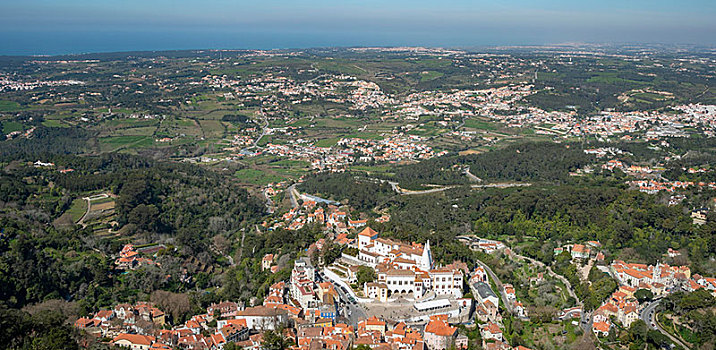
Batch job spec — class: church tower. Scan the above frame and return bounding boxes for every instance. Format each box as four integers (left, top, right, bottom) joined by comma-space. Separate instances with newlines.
420, 240, 434, 270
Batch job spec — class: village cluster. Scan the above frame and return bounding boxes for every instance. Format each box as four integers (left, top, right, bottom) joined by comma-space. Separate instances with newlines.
255, 134, 444, 172
78, 226, 544, 350
204, 73, 394, 112
75, 228, 527, 350
0, 73, 85, 92
76, 215, 716, 350
487, 104, 716, 138
196, 63, 716, 171
588, 259, 716, 337
263, 197, 387, 232
206, 66, 716, 140
577, 147, 715, 222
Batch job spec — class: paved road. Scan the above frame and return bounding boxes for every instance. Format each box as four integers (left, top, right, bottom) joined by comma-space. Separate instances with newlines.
238, 113, 269, 154
474, 259, 514, 314
252, 114, 269, 148
606, 268, 687, 348
580, 310, 592, 333
464, 167, 482, 182
77, 197, 92, 227
263, 189, 275, 214
363, 175, 528, 195
471, 183, 531, 189
77, 193, 110, 227
287, 184, 299, 208
512, 252, 587, 331
397, 182, 531, 195
235, 229, 247, 263
470, 245, 580, 321
318, 271, 366, 326
641, 299, 689, 349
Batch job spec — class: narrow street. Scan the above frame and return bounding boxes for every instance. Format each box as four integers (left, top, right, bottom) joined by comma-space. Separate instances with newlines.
287, 183, 299, 208
641, 299, 689, 349
518, 254, 580, 304
474, 259, 513, 314
318, 271, 366, 326
252, 114, 269, 148
464, 167, 482, 182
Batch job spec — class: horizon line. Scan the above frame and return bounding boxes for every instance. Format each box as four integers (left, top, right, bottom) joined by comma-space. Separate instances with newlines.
2, 42, 715, 58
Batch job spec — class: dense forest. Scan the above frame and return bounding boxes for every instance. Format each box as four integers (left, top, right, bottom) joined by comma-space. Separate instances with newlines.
0, 127, 354, 348
296, 139, 716, 275
0, 129, 280, 323
298, 172, 395, 211
354, 181, 715, 276
0, 127, 94, 159
389, 142, 596, 188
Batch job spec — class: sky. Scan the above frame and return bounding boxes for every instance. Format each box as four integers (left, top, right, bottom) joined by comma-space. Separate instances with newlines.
0, 0, 715, 55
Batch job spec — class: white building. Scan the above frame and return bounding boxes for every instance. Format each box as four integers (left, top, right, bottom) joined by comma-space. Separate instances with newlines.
235, 307, 288, 331
290, 257, 318, 309
356, 228, 462, 300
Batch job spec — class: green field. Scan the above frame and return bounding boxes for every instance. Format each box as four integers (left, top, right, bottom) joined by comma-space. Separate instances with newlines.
345, 132, 383, 140
104, 118, 159, 127
172, 119, 197, 127
66, 198, 88, 223
0, 100, 22, 112
42, 119, 70, 128
270, 160, 310, 168
586, 72, 645, 85
420, 71, 444, 82
350, 164, 396, 176
1, 120, 24, 134
100, 135, 149, 145
314, 138, 340, 147
463, 118, 497, 130
99, 135, 155, 151
110, 126, 158, 136
198, 119, 226, 138
235, 168, 286, 185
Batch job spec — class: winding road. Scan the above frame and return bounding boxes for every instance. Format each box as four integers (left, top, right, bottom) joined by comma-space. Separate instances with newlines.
465, 238, 581, 323
517, 254, 580, 304
252, 114, 269, 148
77, 193, 110, 228
395, 182, 531, 195
608, 267, 689, 348
474, 259, 514, 314
318, 270, 367, 326
464, 167, 482, 182
263, 189, 275, 213
359, 175, 529, 196
641, 299, 689, 349
287, 184, 299, 208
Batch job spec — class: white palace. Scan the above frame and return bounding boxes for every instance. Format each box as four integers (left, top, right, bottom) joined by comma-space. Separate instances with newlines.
356, 227, 464, 302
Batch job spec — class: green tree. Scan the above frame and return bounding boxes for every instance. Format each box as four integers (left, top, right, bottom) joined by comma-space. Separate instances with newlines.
261, 329, 291, 350
634, 289, 654, 303
357, 266, 376, 286
627, 319, 647, 343
224, 342, 242, 350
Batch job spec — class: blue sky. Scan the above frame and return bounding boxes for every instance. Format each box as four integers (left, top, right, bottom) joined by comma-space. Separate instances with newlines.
1, 0, 715, 54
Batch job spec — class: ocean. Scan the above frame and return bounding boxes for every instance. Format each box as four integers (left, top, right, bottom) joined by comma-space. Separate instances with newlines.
0, 29, 519, 56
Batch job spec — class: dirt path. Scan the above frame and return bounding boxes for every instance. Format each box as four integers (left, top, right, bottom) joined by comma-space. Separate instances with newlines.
77, 198, 92, 228
77, 193, 111, 228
